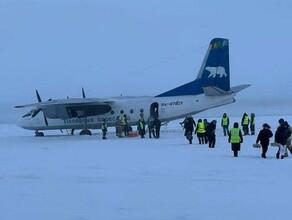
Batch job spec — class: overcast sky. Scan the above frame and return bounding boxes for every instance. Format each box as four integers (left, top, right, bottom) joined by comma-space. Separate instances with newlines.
1, 0, 292, 122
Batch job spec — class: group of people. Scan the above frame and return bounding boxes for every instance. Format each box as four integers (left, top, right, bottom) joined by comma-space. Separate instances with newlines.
255, 118, 292, 159
137, 116, 161, 139
100, 114, 133, 139
229, 118, 292, 159
101, 112, 292, 160
101, 114, 162, 139
115, 114, 132, 138
241, 112, 256, 135
181, 113, 292, 159
181, 115, 217, 148
221, 112, 254, 157
221, 112, 256, 136
228, 116, 292, 159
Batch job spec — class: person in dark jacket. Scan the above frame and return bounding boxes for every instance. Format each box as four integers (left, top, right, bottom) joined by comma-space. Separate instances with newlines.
153, 117, 161, 139
274, 118, 284, 156
205, 120, 216, 148
275, 120, 291, 159
183, 115, 196, 144
228, 122, 243, 157
256, 123, 273, 158
203, 119, 209, 144
250, 113, 256, 135
147, 117, 156, 138
115, 116, 122, 137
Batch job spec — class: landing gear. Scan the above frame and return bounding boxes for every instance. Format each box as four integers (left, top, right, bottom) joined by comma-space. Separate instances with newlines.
79, 117, 92, 136
35, 130, 44, 137
80, 129, 92, 136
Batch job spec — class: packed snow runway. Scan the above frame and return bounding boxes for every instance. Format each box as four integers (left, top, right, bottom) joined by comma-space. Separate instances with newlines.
1, 115, 292, 220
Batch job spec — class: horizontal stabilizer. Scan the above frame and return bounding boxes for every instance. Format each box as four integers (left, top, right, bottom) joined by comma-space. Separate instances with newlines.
230, 84, 251, 93
203, 86, 231, 96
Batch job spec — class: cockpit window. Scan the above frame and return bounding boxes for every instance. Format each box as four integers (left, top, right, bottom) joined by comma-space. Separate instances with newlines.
22, 109, 35, 118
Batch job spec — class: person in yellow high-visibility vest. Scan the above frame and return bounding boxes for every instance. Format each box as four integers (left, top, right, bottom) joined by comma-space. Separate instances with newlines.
241, 113, 249, 135
101, 119, 108, 139
221, 113, 229, 136
195, 119, 206, 144
228, 122, 243, 157
137, 118, 146, 138
121, 114, 129, 136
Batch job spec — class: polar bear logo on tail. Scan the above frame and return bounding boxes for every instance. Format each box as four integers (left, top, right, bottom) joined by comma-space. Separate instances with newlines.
205, 66, 227, 78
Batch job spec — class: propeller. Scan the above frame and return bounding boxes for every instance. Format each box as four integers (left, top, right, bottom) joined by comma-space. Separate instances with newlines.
36, 89, 42, 102
35, 89, 49, 126
82, 87, 86, 98
43, 114, 49, 126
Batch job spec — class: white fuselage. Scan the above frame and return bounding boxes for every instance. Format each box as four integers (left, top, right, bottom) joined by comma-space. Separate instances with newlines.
17, 93, 236, 131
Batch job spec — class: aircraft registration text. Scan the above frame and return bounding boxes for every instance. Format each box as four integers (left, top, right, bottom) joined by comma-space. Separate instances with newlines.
161, 101, 183, 107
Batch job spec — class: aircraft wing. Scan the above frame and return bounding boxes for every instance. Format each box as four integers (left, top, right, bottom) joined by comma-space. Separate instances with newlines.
15, 98, 113, 119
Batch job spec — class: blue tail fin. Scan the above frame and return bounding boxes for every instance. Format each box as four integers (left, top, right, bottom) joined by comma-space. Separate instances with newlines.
156, 38, 230, 97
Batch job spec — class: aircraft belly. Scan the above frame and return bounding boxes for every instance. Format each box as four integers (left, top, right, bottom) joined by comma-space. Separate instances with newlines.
32, 115, 118, 131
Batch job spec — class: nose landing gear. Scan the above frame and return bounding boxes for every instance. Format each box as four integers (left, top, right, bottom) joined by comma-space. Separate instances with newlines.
35, 130, 44, 137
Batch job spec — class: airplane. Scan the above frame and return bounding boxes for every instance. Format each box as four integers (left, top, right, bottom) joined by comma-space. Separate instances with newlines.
15, 37, 250, 136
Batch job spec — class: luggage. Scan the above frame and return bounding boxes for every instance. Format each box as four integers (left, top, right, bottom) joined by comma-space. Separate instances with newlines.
252, 143, 261, 148
186, 132, 193, 140
128, 131, 139, 137
271, 142, 281, 147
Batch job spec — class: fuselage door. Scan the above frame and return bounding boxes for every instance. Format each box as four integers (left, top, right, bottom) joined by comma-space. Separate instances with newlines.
150, 102, 159, 118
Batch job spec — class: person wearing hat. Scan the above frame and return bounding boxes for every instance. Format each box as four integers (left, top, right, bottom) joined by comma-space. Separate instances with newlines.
228, 122, 243, 157
256, 123, 273, 158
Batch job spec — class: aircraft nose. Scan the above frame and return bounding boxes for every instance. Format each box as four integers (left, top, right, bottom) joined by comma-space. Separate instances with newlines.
16, 118, 25, 128
16, 117, 32, 129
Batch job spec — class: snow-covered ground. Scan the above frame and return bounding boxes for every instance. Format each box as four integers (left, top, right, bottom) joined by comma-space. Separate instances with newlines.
1, 115, 292, 220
